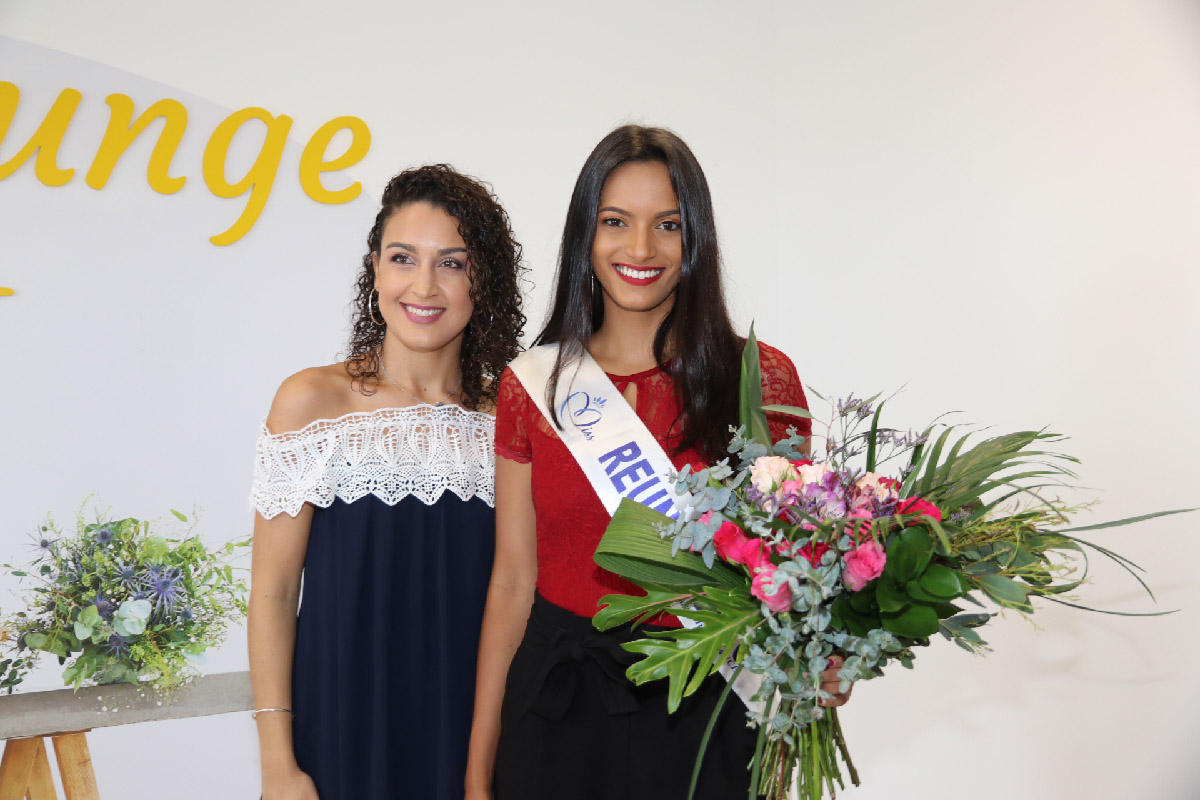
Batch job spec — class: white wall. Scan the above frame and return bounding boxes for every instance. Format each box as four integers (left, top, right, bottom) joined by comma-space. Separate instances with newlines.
1, 1, 1198, 797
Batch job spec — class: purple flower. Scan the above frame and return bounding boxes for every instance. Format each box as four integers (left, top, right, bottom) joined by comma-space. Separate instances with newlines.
94, 526, 115, 547
141, 564, 184, 618
93, 595, 116, 620
113, 559, 141, 592
26, 531, 57, 556
104, 633, 130, 659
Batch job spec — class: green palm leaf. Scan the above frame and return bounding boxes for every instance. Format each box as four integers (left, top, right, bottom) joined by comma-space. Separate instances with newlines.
623, 597, 760, 713
740, 325, 771, 446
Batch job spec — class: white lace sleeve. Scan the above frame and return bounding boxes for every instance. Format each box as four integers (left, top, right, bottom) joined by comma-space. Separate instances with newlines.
250, 406, 496, 519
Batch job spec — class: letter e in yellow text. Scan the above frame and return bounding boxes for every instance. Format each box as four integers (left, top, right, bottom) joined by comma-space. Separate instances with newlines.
299, 116, 371, 204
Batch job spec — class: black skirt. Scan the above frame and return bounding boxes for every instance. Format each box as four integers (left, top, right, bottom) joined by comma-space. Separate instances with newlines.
494, 594, 756, 800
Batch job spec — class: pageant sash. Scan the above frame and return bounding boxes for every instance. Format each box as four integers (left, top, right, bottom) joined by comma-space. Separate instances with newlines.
508, 344, 691, 519
509, 344, 764, 712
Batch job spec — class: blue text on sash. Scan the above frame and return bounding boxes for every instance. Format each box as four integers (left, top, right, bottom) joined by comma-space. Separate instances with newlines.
598, 441, 677, 517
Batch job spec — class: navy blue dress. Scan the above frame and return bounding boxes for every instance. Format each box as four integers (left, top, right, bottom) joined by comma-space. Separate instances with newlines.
252, 406, 496, 800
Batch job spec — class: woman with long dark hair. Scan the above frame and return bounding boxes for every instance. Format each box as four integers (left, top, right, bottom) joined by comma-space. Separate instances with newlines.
248, 165, 524, 800
465, 126, 845, 799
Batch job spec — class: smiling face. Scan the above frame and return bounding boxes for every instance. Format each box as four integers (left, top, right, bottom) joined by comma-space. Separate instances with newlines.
591, 160, 683, 316
372, 201, 474, 356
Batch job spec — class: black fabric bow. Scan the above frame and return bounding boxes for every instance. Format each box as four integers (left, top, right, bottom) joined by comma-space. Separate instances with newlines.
525, 623, 640, 721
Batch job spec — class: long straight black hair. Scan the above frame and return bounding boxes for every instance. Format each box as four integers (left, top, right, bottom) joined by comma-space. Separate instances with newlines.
535, 125, 741, 460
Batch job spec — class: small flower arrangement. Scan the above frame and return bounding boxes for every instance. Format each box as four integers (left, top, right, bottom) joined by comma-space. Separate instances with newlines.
593, 332, 1191, 800
1, 506, 248, 695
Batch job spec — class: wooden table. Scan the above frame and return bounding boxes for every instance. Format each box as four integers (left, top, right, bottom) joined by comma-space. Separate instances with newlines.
0, 672, 252, 800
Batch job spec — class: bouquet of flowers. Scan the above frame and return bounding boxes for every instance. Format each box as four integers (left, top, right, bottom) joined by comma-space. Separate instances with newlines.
592, 332, 1189, 800
1, 506, 248, 696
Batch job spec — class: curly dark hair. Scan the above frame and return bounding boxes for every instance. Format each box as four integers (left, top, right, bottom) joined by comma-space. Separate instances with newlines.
345, 164, 525, 411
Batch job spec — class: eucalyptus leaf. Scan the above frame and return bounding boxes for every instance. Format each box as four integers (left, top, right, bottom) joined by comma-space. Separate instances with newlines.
78, 605, 100, 627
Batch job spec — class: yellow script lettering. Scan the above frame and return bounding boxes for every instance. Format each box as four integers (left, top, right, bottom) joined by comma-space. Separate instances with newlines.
299, 116, 371, 204
86, 94, 188, 193
202, 107, 293, 246
0, 83, 81, 186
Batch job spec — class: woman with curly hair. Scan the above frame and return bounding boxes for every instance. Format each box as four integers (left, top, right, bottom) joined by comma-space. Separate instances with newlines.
248, 164, 524, 800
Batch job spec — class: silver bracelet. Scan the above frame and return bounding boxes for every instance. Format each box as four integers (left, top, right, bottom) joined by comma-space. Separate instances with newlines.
251, 707, 293, 719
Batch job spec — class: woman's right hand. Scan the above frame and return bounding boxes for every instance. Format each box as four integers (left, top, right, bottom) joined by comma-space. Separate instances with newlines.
262, 766, 320, 800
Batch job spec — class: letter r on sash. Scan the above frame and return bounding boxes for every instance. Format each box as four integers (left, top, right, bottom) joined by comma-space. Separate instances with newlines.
599, 441, 642, 476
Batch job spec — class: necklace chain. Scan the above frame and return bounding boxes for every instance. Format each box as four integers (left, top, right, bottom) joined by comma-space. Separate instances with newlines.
377, 347, 461, 407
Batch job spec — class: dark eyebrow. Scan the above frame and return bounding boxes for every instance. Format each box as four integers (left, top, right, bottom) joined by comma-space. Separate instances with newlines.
384, 243, 469, 257
597, 206, 681, 219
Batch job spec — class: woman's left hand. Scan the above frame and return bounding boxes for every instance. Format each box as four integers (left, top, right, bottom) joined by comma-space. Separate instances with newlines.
817, 655, 853, 707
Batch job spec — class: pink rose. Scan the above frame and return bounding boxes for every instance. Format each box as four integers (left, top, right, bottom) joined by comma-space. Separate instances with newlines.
739, 538, 774, 572
751, 569, 793, 612
896, 497, 943, 523
843, 540, 887, 591
708, 513, 753, 564
704, 513, 776, 573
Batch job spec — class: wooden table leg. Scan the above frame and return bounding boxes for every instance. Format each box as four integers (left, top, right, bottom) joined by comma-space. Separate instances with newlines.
25, 739, 56, 800
49, 734, 98, 800
0, 736, 56, 800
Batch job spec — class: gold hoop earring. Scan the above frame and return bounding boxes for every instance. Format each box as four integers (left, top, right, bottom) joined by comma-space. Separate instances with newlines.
369, 289, 386, 327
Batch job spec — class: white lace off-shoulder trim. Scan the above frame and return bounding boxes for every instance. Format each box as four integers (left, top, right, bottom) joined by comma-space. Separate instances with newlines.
251, 405, 495, 519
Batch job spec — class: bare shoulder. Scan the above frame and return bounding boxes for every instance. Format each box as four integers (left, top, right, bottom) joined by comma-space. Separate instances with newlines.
265, 363, 355, 434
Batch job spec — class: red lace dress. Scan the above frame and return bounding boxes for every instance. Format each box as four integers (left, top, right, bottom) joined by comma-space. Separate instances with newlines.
494, 341, 812, 621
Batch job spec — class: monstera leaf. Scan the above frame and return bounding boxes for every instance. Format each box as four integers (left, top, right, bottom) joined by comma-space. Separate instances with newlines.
622, 594, 760, 713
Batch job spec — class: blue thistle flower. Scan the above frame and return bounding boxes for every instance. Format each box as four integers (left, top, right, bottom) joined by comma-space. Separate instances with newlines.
26, 531, 58, 556
113, 559, 141, 592
93, 595, 116, 620
104, 633, 130, 659
94, 526, 115, 547
178, 606, 194, 623
141, 564, 184, 618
